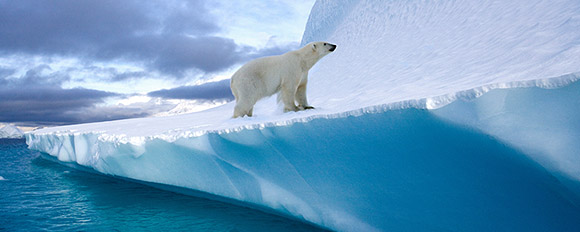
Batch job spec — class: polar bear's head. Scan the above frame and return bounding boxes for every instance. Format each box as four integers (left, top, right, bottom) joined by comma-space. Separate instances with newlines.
311, 41, 337, 57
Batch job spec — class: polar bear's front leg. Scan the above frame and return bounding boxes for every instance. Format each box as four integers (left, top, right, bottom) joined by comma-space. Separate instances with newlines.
281, 82, 299, 112
295, 82, 314, 110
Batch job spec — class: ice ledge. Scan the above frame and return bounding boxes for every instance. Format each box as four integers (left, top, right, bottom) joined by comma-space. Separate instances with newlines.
27, 72, 580, 145
425, 72, 580, 109
23, 72, 580, 232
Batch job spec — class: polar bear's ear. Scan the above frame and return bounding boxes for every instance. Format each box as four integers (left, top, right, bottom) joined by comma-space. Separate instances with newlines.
312, 43, 317, 51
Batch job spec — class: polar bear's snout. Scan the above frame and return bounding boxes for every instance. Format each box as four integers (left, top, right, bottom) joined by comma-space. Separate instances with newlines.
323, 43, 337, 52
329, 44, 337, 52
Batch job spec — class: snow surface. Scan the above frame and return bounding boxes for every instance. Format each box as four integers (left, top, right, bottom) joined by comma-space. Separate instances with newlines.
29, 0, 580, 139
0, 124, 24, 139
26, 0, 580, 231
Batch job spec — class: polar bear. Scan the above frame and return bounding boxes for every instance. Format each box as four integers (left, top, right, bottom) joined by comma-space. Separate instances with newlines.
230, 41, 336, 118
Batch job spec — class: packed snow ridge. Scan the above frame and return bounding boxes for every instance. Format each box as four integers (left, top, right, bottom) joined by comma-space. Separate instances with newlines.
26, 0, 580, 231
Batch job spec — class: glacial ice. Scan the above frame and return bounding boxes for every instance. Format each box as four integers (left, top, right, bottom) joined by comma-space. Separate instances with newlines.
0, 124, 24, 139
26, 0, 580, 231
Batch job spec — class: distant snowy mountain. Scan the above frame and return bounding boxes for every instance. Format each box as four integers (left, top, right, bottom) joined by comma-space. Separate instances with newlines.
26, 0, 580, 231
0, 124, 24, 139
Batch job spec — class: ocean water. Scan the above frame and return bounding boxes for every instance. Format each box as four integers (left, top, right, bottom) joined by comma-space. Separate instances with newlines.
0, 139, 324, 231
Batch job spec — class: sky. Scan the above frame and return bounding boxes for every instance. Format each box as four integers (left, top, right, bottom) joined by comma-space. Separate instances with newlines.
0, 0, 316, 128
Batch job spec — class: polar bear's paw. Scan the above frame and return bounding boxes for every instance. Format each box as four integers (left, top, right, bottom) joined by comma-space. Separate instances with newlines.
296, 105, 315, 111
284, 106, 300, 112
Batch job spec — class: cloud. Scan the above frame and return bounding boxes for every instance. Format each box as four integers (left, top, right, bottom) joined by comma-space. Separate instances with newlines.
145, 35, 244, 75
60, 99, 176, 125
0, 87, 121, 126
0, 68, 150, 126
0, 0, 156, 54
245, 41, 300, 60
3, 65, 70, 87
0, 0, 218, 52
0, 0, 312, 126
148, 79, 234, 101
0, 0, 298, 78
0, 67, 15, 79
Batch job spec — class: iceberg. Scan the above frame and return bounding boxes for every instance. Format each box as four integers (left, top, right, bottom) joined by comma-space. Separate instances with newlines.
0, 124, 24, 139
26, 0, 580, 231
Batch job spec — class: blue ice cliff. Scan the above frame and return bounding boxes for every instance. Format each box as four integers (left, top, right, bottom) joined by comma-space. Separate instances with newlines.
26, 0, 580, 231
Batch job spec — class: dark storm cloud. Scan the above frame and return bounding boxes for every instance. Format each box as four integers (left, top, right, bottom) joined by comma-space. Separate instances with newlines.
128, 35, 246, 76
0, 0, 217, 53
148, 79, 234, 101
8, 99, 175, 127
0, 68, 132, 126
0, 0, 158, 54
0, 88, 124, 126
0, 0, 296, 77
0, 87, 118, 123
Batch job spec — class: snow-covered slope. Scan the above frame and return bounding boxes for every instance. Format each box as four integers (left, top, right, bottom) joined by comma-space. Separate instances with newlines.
26, 0, 580, 231
301, 0, 580, 110
0, 124, 24, 139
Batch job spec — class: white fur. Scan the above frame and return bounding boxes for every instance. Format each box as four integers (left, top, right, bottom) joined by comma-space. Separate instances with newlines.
230, 41, 336, 118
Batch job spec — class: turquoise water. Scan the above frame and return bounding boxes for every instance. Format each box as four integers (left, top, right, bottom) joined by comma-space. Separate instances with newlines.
0, 139, 324, 231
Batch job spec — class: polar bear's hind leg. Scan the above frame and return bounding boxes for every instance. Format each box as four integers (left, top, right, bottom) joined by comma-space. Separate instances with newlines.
233, 93, 256, 118
235, 100, 255, 118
